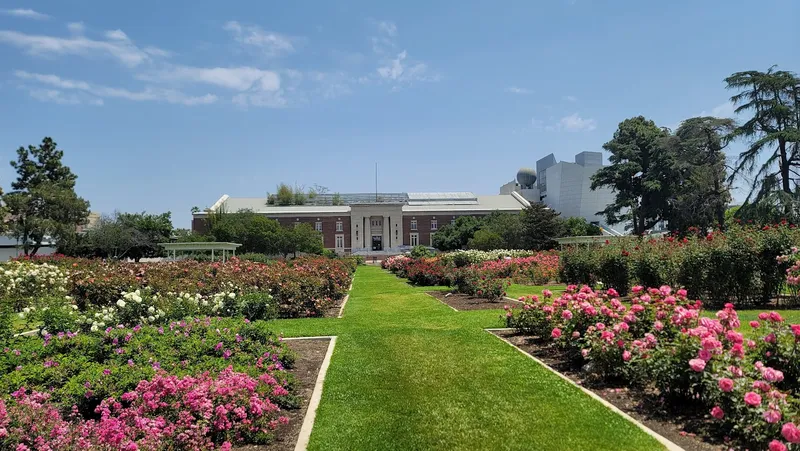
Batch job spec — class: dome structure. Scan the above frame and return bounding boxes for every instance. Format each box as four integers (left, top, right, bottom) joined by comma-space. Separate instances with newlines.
516, 167, 537, 189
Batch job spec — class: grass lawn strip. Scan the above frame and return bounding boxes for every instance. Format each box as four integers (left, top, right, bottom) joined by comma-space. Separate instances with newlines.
486, 328, 684, 451
269, 266, 665, 450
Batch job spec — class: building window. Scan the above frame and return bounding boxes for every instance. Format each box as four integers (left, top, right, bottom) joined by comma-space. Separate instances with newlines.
451, 219, 456, 226
410, 220, 417, 230
430, 219, 438, 230
336, 221, 343, 232
315, 222, 322, 232
410, 233, 419, 247
335, 234, 344, 249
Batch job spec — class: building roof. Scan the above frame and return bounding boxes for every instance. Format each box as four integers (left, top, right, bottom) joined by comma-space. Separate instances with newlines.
198, 192, 529, 216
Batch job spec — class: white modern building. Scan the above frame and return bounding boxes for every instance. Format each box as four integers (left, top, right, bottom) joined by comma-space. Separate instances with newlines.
500, 151, 622, 234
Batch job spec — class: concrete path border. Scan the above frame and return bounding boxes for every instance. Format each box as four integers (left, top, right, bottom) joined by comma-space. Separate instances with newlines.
423, 291, 458, 311
485, 328, 684, 451
285, 336, 338, 451
337, 278, 354, 318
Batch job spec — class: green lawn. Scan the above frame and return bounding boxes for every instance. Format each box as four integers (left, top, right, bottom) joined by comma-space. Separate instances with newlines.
269, 266, 663, 450
505, 283, 566, 300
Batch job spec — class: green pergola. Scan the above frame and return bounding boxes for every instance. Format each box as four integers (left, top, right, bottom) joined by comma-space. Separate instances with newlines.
158, 242, 242, 262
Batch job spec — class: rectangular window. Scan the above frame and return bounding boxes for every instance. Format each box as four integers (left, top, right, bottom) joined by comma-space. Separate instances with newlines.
451, 219, 456, 226
410, 233, 419, 247
335, 234, 344, 249
315, 222, 322, 232
410, 220, 417, 230
430, 219, 438, 230
336, 221, 343, 232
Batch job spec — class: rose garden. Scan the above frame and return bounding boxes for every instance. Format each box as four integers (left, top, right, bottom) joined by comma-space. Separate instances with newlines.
0, 223, 797, 450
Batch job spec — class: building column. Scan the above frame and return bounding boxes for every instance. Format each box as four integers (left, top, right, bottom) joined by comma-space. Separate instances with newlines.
383, 215, 391, 250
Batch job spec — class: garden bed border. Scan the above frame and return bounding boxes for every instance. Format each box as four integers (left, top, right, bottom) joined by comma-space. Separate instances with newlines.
485, 328, 684, 451
279, 336, 337, 451
337, 278, 354, 318
423, 291, 459, 311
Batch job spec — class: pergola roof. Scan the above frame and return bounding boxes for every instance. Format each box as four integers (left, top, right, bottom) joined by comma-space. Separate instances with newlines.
158, 242, 242, 251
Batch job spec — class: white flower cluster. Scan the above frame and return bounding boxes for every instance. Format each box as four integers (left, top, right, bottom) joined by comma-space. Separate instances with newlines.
0, 262, 68, 299
79, 306, 116, 332
165, 290, 237, 314
439, 249, 538, 265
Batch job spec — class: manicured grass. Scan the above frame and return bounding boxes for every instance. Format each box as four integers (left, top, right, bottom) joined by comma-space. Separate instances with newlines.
505, 283, 566, 300
269, 267, 663, 450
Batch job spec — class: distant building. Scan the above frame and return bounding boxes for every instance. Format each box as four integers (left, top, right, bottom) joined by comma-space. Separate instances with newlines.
192, 192, 530, 255
500, 151, 621, 234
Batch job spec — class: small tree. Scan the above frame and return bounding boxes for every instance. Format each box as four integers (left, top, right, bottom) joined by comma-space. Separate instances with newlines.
519, 203, 564, 250
117, 212, 173, 261
275, 183, 294, 206
562, 217, 602, 236
3, 138, 89, 255
467, 229, 505, 250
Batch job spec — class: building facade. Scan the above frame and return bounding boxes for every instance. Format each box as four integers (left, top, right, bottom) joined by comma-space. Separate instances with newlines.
192, 192, 530, 255
499, 151, 621, 234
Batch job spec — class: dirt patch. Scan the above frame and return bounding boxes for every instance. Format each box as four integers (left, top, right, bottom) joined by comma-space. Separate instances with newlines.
322, 295, 347, 318
426, 290, 524, 311
235, 338, 330, 451
491, 329, 726, 451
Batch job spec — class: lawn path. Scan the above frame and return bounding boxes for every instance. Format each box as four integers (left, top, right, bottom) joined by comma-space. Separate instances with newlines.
271, 266, 664, 451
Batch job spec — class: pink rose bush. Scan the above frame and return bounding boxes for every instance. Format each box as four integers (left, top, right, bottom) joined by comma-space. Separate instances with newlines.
505, 284, 800, 449
0, 367, 288, 450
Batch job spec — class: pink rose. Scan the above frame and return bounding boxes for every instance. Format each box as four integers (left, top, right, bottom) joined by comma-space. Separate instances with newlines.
595, 323, 605, 330
698, 349, 712, 361
750, 320, 760, 329
581, 349, 589, 358
791, 325, 800, 337
782, 423, 800, 444
764, 409, 782, 424
770, 311, 784, 322
763, 368, 785, 383
551, 328, 562, 339
768, 440, 787, 451
677, 288, 687, 297
718, 378, 734, 392
562, 310, 573, 320
689, 359, 706, 372
622, 350, 632, 362
654, 321, 664, 331
744, 391, 762, 407
710, 406, 724, 420
758, 312, 770, 320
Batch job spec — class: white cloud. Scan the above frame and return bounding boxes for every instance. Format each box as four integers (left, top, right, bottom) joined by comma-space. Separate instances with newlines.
506, 86, 533, 95
28, 89, 80, 104
223, 21, 295, 57
709, 101, 735, 118
15, 70, 217, 106
555, 113, 597, 131
376, 50, 438, 85
104, 29, 129, 41
1, 9, 50, 20
67, 22, 85, 35
232, 91, 287, 108
535, 113, 596, 132
563, 95, 577, 102
0, 29, 168, 67
139, 65, 280, 92
376, 20, 397, 37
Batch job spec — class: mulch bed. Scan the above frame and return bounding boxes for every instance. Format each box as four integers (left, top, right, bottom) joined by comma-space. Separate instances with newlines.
491, 329, 726, 451
236, 338, 330, 451
426, 290, 524, 311
322, 295, 347, 318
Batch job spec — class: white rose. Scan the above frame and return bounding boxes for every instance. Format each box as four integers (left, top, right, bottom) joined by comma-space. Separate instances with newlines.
147, 306, 155, 313
148, 316, 155, 322
117, 299, 127, 308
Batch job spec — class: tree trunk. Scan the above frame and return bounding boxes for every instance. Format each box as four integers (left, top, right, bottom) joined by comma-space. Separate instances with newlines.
780, 138, 791, 194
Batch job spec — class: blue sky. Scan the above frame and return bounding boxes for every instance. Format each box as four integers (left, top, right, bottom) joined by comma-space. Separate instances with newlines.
0, 0, 796, 228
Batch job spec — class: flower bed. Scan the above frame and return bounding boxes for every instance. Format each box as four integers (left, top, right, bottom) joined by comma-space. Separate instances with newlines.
505, 285, 800, 450
0, 317, 299, 450
2, 257, 355, 332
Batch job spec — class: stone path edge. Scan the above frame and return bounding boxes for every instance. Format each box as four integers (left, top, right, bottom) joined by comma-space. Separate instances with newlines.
277, 336, 338, 451
484, 328, 684, 451
337, 278, 354, 319
423, 291, 459, 312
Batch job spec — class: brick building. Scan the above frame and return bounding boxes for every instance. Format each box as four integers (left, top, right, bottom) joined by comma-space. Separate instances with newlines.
192, 192, 530, 255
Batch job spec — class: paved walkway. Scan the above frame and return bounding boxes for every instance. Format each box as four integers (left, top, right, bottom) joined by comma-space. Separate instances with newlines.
271, 266, 663, 451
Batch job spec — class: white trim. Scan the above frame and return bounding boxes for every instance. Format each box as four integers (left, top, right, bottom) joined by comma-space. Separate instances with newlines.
292, 336, 338, 451
485, 330, 683, 451
337, 279, 354, 318
510, 191, 531, 207
423, 292, 458, 311
210, 194, 230, 212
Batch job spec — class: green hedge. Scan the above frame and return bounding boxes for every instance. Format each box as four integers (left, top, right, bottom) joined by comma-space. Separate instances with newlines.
559, 224, 797, 307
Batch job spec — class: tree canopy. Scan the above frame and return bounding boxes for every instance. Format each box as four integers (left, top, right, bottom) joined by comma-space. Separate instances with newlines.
3, 137, 89, 255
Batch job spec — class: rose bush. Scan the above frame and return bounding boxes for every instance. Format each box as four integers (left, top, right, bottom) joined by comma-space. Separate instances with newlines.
505, 284, 800, 449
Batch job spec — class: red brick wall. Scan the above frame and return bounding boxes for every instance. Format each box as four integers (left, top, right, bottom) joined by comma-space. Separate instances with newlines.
192, 217, 210, 234
274, 216, 350, 249
402, 214, 486, 246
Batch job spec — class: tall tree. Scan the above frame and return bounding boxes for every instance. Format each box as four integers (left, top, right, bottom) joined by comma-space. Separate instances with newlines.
666, 117, 735, 232
117, 212, 173, 261
519, 203, 564, 250
3, 138, 89, 255
591, 116, 672, 234
431, 216, 483, 251
726, 67, 800, 215
562, 217, 602, 237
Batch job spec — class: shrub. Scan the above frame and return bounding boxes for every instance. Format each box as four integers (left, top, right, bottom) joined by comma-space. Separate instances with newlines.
405, 258, 448, 286
409, 245, 434, 259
